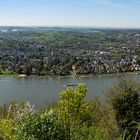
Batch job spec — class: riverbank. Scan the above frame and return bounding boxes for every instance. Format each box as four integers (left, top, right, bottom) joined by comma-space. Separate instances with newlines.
0, 71, 140, 79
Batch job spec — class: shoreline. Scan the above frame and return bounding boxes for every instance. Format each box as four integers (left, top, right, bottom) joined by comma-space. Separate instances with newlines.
0, 71, 140, 79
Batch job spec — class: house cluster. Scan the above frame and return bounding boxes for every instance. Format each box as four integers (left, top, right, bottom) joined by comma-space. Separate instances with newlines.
0, 28, 140, 75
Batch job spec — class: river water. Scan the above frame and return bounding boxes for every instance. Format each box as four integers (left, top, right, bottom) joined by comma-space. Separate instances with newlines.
0, 74, 140, 108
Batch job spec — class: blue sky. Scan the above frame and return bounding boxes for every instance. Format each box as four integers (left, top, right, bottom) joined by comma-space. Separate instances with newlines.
0, 0, 140, 28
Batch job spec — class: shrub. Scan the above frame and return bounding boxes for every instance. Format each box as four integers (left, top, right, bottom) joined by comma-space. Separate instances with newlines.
0, 119, 16, 140
73, 124, 110, 140
16, 111, 68, 140
7, 101, 36, 123
107, 78, 140, 138
88, 98, 118, 139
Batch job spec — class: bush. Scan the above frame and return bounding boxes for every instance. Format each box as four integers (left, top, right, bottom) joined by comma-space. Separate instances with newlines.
7, 101, 36, 123
87, 98, 118, 139
0, 119, 16, 140
16, 111, 68, 140
107, 78, 140, 138
73, 124, 110, 140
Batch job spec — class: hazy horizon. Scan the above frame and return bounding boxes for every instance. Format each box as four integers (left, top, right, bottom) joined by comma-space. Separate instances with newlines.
0, 0, 140, 28
1, 25, 140, 30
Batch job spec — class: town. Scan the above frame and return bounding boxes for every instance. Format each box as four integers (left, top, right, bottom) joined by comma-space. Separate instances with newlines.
0, 27, 140, 76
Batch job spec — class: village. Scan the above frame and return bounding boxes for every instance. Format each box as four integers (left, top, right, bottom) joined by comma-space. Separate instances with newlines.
0, 27, 140, 76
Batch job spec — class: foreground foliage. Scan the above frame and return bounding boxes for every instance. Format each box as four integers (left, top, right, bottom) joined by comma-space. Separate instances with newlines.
107, 79, 140, 139
0, 79, 140, 140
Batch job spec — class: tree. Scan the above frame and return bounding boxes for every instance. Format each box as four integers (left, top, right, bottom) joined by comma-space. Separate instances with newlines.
107, 78, 140, 139
57, 84, 89, 140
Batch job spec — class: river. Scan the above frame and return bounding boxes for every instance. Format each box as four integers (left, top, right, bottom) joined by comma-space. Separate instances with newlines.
0, 74, 140, 108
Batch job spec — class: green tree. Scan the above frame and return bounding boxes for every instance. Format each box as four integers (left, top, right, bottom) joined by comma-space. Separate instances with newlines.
57, 84, 90, 140
107, 78, 140, 139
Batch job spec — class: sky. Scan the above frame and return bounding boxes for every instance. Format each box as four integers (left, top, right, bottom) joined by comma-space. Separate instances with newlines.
0, 0, 140, 28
